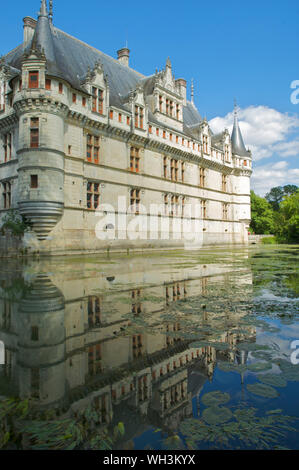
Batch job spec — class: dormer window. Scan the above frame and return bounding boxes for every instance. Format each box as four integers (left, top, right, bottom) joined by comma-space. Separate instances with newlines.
159, 96, 163, 112
92, 87, 104, 114
225, 144, 230, 162
202, 135, 209, 154
29, 71, 39, 89
135, 106, 144, 129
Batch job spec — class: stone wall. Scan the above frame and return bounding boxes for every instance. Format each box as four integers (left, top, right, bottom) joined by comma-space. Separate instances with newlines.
248, 234, 274, 244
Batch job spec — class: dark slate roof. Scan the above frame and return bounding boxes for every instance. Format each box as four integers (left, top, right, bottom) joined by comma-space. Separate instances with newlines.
3, 7, 203, 129
211, 131, 225, 151
231, 113, 250, 157
183, 102, 202, 127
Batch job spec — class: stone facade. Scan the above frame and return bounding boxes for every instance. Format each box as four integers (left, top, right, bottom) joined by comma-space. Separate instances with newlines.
0, 1, 252, 255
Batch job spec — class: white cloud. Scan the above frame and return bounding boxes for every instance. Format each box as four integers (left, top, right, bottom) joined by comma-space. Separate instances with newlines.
209, 105, 299, 162
251, 162, 299, 196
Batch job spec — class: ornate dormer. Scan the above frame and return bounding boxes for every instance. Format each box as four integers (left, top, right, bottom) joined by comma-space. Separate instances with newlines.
149, 59, 184, 131
21, 44, 47, 92
211, 128, 232, 163
82, 60, 109, 117
199, 118, 212, 156
129, 84, 148, 133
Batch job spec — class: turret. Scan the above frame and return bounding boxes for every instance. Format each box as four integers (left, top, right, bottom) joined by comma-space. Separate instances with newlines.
14, 1, 66, 240
17, 274, 66, 406
231, 102, 252, 233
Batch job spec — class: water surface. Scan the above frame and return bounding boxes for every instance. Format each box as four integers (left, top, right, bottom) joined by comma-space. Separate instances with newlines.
0, 245, 299, 450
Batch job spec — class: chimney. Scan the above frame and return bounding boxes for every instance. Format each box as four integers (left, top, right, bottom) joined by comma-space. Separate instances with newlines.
176, 78, 187, 106
117, 48, 130, 67
23, 17, 37, 45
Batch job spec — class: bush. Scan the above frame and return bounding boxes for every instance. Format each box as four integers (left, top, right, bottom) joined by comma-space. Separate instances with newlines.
0, 210, 31, 236
261, 236, 277, 245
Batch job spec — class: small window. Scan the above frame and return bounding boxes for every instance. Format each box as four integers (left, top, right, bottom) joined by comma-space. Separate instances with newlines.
30, 175, 38, 189
149, 125, 152, 134
59, 82, 63, 94
82, 97, 86, 107
72, 93, 77, 103
45, 79, 51, 90
29, 71, 39, 89
30, 118, 39, 148
31, 326, 39, 341
19, 79, 22, 91
127, 116, 130, 126
118, 113, 122, 123
109, 110, 113, 119
68, 145, 72, 155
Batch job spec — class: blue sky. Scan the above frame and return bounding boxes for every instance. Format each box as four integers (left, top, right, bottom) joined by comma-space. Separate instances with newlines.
1, 0, 299, 195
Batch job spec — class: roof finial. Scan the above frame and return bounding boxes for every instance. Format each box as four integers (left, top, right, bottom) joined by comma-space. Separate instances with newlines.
49, 0, 53, 22
191, 78, 194, 104
39, 0, 48, 17
234, 98, 238, 119
166, 57, 171, 68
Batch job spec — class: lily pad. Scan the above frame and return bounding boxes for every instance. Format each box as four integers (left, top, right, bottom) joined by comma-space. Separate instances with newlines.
247, 362, 272, 372
258, 374, 287, 388
217, 362, 247, 374
201, 391, 230, 407
202, 406, 233, 425
247, 383, 279, 398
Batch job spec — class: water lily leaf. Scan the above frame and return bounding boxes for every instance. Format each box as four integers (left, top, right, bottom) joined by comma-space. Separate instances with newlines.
247, 362, 272, 372
247, 383, 279, 398
202, 406, 233, 425
201, 391, 230, 407
217, 362, 247, 374
258, 374, 287, 387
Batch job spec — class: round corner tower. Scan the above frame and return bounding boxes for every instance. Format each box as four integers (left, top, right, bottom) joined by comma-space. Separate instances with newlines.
14, 3, 67, 240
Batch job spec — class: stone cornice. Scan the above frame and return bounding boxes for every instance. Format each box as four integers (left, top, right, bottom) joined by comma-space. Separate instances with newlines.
13, 97, 69, 118
0, 112, 18, 131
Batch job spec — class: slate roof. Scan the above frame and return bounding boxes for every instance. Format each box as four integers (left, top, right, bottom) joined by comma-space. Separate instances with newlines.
231, 109, 250, 157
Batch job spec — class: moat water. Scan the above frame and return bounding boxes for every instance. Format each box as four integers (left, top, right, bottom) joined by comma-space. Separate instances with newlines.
0, 245, 299, 450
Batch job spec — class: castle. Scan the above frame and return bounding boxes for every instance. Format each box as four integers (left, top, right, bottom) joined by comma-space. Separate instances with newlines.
0, 0, 252, 255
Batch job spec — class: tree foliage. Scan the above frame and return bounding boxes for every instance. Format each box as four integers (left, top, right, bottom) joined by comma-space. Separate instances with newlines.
250, 191, 275, 234
265, 185, 298, 211
276, 190, 299, 243
250, 186, 299, 243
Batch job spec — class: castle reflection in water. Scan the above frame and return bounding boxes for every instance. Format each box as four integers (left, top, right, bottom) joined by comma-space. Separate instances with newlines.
0, 253, 255, 445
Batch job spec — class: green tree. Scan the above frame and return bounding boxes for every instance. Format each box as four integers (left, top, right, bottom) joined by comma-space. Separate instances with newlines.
276, 190, 299, 243
265, 185, 298, 211
250, 191, 275, 234
265, 186, 285, 211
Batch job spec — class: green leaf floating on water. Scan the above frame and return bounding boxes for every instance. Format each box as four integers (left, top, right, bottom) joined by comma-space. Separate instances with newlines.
274, 359, 299, 381
251, 350, 274, 361
201, 391, 230, 407
237, 343, 271, 352
217, 361, 247, 374
247, 383, 279, 398
258, 374, 287, 387
247, 362, 272, 372
202, 406, 233, 425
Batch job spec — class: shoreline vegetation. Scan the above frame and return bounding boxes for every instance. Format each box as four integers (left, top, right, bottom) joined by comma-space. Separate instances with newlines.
250, 185, 299, 245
